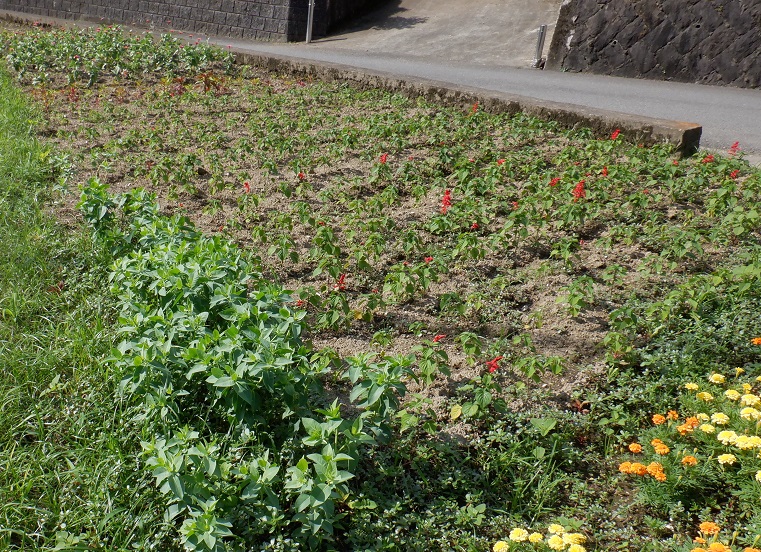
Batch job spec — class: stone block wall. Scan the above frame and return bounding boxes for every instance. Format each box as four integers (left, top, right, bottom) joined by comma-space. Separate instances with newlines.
0, 0, 386, 41
546, 0, 761, 88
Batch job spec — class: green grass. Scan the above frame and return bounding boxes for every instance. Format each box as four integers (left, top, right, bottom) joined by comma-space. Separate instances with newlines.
0, 68, 168, 550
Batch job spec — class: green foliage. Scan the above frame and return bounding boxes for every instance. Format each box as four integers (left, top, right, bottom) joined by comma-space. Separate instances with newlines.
2, 25, 234, 85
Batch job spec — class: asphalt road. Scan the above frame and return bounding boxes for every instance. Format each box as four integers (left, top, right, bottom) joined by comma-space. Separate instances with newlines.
213, 38, 761, 163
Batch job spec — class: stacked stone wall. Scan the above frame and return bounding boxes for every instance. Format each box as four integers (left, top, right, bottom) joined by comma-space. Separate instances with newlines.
546, 0, 761, 88
0, 0, 385, 41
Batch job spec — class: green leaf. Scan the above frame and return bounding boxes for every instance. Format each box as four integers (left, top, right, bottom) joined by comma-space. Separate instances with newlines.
530, 417, 557, 437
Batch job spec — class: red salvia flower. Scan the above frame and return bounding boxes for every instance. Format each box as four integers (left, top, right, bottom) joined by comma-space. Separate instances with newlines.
433, 334, 446, 343
702, 154, 715, 164
334, 273, 347, 291
572, 180, 586, 201
486, 356, 504, 373
728, 141, 740, 156
424, 256, 433, 263
379, 153, 388, 164
298, 172, 306, 180
470, 222, 479, 230
497, 159, 505, 166
610, 129, 621, 140
730, 169, 740, 179
243, 181, 251, 193
512, 201, 519, 209
672, 160, 679, 166
472, 102, 478, 114
549, 177, 561, 187
441, 189, 452, 214
601, 166, 608, 176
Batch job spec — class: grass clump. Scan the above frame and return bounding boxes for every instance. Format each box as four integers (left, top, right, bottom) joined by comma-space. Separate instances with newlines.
0, 67, 168, 549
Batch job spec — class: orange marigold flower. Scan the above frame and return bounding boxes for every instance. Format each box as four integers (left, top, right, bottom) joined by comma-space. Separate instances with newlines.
618, 461, 632, 474
667, 410, 679, 420
630, 462, 648, 476
628, 443, 643, 453
654, 444, 670, 455
691, 548, 707, 552
751, 337, 761, 346
677, 416, 700, 435
694, 537, 707, 544
708, 543, 731, 552
682, 455, 698, 466
647, 462, 666, 481
699, 521, 721, 535
652, 414, 666, 425
744, 548, 761, 552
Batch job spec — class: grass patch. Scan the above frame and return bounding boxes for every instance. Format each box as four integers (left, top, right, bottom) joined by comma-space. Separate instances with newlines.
0, 65, 168, 550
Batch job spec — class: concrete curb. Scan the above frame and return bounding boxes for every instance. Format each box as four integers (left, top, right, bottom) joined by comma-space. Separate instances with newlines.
232, 50, 702, 153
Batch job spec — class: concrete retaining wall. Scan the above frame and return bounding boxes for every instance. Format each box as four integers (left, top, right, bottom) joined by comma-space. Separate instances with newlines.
546, 0, 761, 89
0, 0, 385, 41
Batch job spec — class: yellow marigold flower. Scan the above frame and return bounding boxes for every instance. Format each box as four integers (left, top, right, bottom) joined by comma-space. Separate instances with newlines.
734, 435, 756, 450
547, 535, 566, 550
667, 410, 679, 420
547, 524, 565, 535
699, 521, 721, 535
725, 389, 741, 400
493, 541, 509, 552
682, 455, 698, 466
697, 413, 710, 421
628, 443, 643, 453
652, 414, 666, 425
740, 407, 761, 421
736, 367, 745, 376
711, 412, 730, 425
562, 533, 586, 545
509, 528, 529, 542
685, 382, 700, 391
751, 336, 761, 345
568, 545, 586, 552
755, 470, 761, 482
717, 453, 737, 465
529, 532, 543, 543
696, 392, 714, 402
741, 394, 760, 406
699, 424, 715, 434
709, 373, 726, 384
742, 383, 753, 393
717, 430, 738, 445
